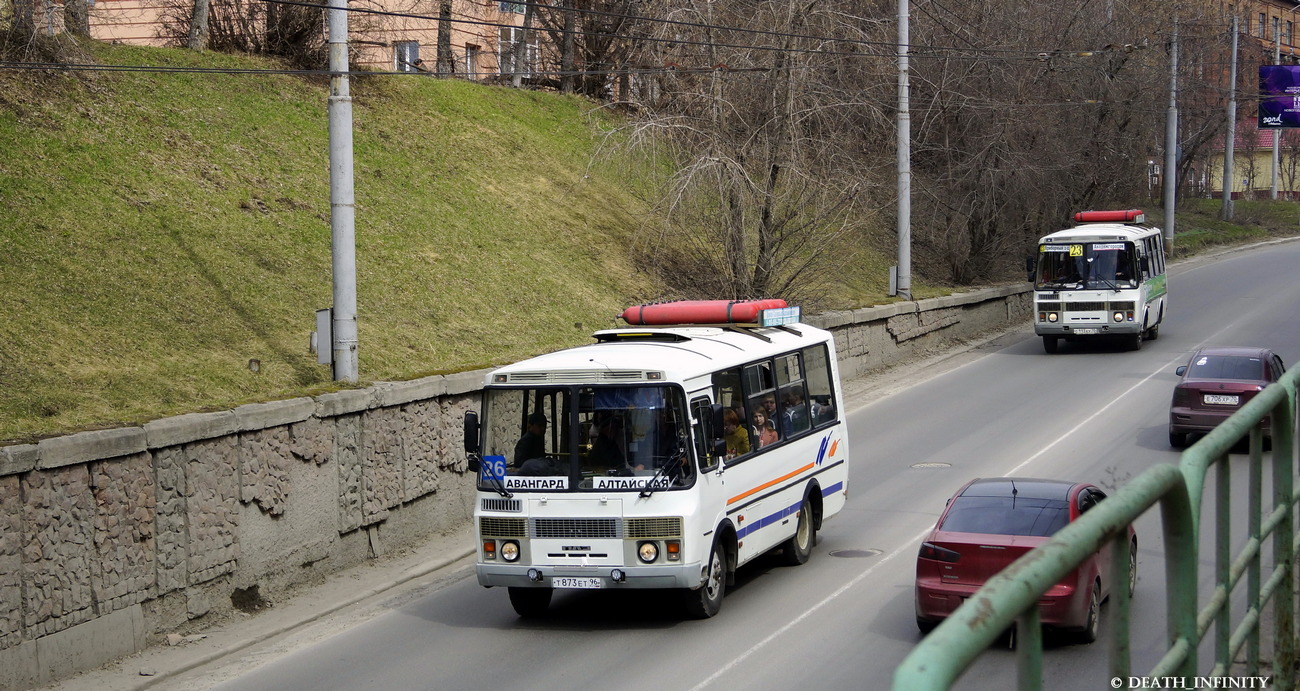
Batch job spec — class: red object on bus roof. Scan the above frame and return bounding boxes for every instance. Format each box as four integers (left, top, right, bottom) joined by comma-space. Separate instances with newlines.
1073, 209, 1145, 224
620, 299, 788, 326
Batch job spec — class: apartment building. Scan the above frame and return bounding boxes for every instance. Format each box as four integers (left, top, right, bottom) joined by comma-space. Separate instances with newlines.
67, 0, 529, 76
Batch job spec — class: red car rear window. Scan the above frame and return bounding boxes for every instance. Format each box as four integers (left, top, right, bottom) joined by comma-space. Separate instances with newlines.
1187, 355, 1263, 380
939, 496, 1070, 537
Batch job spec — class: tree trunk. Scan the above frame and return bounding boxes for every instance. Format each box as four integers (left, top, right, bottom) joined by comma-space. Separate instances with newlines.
187, 0, 211, 51
512, 3, 535, 88
560, 0, 575, 94
436, 0, 454, 74
63, 0, 91, 36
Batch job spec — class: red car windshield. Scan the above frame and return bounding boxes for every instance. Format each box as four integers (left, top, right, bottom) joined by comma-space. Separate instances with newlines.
939, 496, 1070, 537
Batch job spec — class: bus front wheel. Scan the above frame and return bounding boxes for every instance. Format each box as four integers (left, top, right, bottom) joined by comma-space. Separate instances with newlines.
1042, 336, 1059, 354
684, 537, 726, 619
508, 587, 552, 618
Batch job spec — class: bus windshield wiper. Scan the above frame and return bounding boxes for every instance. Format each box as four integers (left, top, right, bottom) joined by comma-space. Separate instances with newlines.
639, 448, 682, 498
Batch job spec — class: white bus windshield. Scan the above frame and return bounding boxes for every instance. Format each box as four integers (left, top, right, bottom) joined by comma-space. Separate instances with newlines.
1036, 242, 1136, 290
478, 385, 693, 491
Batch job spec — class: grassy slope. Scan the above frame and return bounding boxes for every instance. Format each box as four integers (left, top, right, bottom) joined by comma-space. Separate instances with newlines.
2, 45, 1297, 444
0, 45, 669, 442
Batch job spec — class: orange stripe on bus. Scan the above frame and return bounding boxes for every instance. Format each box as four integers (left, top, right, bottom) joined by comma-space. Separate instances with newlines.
727, 463, 815, 505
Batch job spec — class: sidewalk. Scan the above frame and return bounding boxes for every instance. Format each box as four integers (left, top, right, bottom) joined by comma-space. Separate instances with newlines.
45, 522, 477, 691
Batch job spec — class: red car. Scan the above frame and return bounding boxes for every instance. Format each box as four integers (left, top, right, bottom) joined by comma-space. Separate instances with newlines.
914, 478, 1136, 643
1168, 346, 1286, 448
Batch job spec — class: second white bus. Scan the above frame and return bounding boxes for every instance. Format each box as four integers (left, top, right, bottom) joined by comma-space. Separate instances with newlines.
463, 301, 850, 618
1031, 209, 1168, 353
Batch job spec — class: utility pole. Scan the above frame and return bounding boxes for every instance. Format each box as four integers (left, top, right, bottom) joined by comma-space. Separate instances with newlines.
1272, 38, 1281, 200
1222, 14, 1238, 221
327, 0, 359, 383
1163, 17, 1179, 250
896, 0, 912, 300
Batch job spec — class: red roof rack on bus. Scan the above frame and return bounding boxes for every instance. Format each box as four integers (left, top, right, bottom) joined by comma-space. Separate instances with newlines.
618, 299, 797, 327
1073, 209, 1146, 224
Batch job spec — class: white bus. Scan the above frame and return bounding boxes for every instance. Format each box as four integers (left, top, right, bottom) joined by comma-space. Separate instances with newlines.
1031, 209, 1168, 354
462, 300, 851, 618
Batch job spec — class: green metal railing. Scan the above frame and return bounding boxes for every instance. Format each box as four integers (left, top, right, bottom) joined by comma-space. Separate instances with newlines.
893, 368, 1299, 690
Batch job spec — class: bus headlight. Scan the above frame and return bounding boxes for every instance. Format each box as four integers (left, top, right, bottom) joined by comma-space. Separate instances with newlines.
637, 541, 659, 563
501, 540, 521, 562
1047, 312, 1059, 323
1113, 311, 1124, 322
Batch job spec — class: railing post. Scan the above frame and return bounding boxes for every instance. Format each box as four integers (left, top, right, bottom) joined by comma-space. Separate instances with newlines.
1016, 610, 1042, 691
1161, 478, 1199, 679
1272, 390, 1296, 691
1248, 426, 1263, 676
1109, 531, 1133, 681
1216, 455, 1231, 668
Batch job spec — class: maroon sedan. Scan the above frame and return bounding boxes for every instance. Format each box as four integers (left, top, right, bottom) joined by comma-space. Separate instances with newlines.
1168, 346, 1286, 448
914, 478, 1136, 644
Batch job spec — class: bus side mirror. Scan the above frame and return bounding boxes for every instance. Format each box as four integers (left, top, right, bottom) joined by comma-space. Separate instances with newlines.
463, 412, 481, 472
1140, 256, 1150, 274
1025, 257, 1035, 283
710, 404, 725, 441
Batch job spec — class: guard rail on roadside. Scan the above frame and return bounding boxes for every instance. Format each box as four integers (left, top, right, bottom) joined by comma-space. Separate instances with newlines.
893, 367, 1299, 690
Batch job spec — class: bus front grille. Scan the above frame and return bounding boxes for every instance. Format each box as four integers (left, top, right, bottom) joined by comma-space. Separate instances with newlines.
625, 517, 683, 539
1066, 301, 1106, 311
531, 518, 622, 539
480, 517, 527, 538
481, 498, 522, 513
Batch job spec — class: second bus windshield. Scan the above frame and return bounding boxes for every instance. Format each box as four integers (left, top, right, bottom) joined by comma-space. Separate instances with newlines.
1036, 242, 1136, 290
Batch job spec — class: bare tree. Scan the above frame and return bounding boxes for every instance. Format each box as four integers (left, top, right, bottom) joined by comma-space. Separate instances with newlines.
613, 0, 892, 301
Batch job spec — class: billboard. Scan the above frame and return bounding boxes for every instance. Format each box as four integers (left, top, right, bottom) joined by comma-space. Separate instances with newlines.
1259, 65, 1300, 128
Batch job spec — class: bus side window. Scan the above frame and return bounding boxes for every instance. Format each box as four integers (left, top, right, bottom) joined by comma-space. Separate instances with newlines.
802, 345, 837, 426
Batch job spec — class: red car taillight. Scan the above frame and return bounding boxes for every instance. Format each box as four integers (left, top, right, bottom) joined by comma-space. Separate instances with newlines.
919, 542, 961, 563
1172, 387, 1197, 408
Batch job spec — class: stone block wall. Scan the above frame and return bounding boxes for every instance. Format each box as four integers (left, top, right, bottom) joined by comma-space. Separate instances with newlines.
0, 284, 1031, 689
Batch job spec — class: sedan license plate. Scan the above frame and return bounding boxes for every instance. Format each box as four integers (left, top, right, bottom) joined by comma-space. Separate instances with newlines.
1073, 328, 1098, 335
552, 577, 603, 589
1204, 394, 1240, 406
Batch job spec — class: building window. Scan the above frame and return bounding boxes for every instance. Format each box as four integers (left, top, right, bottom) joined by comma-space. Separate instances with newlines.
1288, 21, 1294, 46
499, 26, 537, 77
1244, 15, 1251, 36
1274, 16, 1281, 41
394, 41, 420, 72
1260, 12, 1267, 37
499, 2, 524, 12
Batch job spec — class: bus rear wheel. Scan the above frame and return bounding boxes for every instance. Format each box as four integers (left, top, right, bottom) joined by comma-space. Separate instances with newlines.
508, 587, 552, 618
779, 494, 816, 566
1043, 336, 1059, 354
684, 537, 726, 619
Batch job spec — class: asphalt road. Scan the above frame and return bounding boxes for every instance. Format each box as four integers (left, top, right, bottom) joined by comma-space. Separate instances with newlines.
58, 238, 1300, 691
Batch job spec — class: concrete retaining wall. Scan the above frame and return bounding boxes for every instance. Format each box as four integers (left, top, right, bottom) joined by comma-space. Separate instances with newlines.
0, 283, 1031, 689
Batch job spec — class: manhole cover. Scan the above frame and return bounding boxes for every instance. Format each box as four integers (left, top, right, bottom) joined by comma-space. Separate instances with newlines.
829, 549, 882, 559
911, 462, 952, 469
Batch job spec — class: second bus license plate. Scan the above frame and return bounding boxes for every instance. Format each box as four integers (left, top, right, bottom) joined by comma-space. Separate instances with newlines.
553, 577, 603, 589
1073, 328, 1098, 335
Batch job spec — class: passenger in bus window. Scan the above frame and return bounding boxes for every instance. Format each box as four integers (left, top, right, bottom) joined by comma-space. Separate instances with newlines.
811, 396, 834, 424
781, 388, 810, 436
761, 394, 778, 422
590, 413, 631, 473
752, 409, 779, 448
723, 408, 750, 458
513, 412, 548, 468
